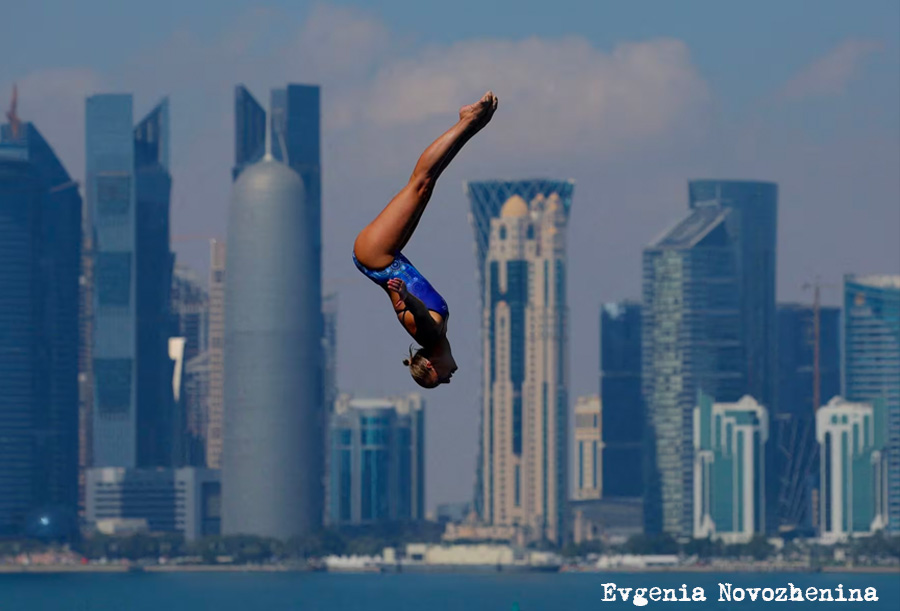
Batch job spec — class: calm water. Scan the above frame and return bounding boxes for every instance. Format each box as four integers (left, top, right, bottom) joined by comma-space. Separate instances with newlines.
1, 571, 898, 610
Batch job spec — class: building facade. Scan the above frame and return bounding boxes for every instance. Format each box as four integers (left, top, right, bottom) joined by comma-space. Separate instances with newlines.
205, 239, 226, 469
86, 467, 220, 540
573, 396, 602, 501
599, 301, 643, 498
87, 95, 175, 468
843, 275, 900, 534
642, 180, 777, 536
472, 188, 572, 544
222, 127, 323, 539
816, 397, 888, 541
0, 119, 81, 537
774, 303, 840, 533
328, 394, 425, 525
693, 394, 768, 543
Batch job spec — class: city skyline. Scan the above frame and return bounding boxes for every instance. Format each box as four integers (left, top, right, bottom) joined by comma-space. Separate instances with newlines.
1, 0, 898, 510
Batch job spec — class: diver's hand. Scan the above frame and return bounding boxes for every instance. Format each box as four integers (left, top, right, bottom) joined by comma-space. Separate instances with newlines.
387, 278, 409, 301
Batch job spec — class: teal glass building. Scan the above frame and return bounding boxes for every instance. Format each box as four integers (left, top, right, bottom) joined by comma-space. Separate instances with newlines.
0, 120, 81, 537
693, 394, 768, 543
328, 395, 425, 525
843, 275, 900, 533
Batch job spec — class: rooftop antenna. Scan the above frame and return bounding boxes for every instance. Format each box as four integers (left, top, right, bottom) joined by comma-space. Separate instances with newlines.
6, 83, 21, 140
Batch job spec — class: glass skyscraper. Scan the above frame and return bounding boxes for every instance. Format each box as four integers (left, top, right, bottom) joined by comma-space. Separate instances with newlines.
642, 180, 777, 536
328, 395, 425, 525
599, 301, 643, 498
774, 303, 841, 533
88, 95, 175, 468
843, 275, 900, 533
0, 120, 81, 537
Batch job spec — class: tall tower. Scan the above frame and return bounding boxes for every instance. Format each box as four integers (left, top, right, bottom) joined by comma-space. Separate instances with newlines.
205, 240, 226, 469
0, 116, 81, 537
475, 189, 571, 544
843, 274, 900, 533
599, 301, 643, 498
466, 179, 575, 523
87, 95, 174, 468
642, 180, 777, 536
573, 396, 602, 501
222, 119, 323, 538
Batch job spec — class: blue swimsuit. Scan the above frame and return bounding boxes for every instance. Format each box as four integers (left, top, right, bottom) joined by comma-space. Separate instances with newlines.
352, 251, 450, 321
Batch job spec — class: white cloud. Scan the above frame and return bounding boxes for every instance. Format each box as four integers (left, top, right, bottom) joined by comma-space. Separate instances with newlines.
779, 38, 882, 101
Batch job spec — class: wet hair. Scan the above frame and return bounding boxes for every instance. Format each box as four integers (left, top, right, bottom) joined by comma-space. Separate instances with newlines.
402, 345, 439, 389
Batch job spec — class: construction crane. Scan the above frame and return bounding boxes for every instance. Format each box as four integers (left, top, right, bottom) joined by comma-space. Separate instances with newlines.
802, 278, 838, 414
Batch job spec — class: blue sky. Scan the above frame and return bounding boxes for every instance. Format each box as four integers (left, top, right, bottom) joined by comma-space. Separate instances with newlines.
3, 0, 898, 509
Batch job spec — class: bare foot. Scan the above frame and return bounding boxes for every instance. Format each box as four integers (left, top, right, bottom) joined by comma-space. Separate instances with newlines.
459, 90, 498, 130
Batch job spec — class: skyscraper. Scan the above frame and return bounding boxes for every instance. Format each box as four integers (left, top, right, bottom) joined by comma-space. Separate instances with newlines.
843, 275, 900, 533
642, 180, 777, 536
816, 397, 888, 541
774, 303, 840, 533
573, 396, 602, 501
471, 187, 572, 544
599, 301, 643, 498
693, 394, 768, 543
222, 129, 323, 539
0, 114, 81, 537
171, 264, 209, 363
328, 394, 425, 525
206, 239, 226, 469
466, 179, 574, 524
87, 95, 175, 468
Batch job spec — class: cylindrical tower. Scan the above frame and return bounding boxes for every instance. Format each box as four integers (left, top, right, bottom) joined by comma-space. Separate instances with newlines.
222, 155, 323, 539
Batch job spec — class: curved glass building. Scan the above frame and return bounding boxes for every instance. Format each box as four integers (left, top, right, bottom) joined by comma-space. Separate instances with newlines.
222, 152, 324, 539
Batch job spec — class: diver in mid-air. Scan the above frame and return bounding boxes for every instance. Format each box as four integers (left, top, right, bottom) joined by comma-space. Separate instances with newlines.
352, 91, 499, 388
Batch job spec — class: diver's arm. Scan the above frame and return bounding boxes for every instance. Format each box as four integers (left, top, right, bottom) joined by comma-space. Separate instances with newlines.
388, 278, 442, 345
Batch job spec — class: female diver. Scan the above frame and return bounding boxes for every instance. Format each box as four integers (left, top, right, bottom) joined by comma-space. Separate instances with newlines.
352, 90, 499, 388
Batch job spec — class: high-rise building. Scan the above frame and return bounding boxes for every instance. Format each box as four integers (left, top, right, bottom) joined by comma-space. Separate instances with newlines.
470, 187, 572, 544
206, 240, 226, 469
774, 303, 840, 533
573, 396, 602, 501
843, 275, 900, 533
323, 292, 338, 413
642, 180, 777, 536
0, 114, 81, 538
599, 301, 643, 498
693, 394, 768, 543
222, 127, 323, 539
87, 95, 175, 468
171, 264, 209, 362
816, 397, 888, 541
327, 394, 425, 525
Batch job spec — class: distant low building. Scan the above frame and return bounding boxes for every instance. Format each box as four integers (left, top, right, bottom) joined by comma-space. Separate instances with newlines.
569, 498, 644, 544
693, 395, 768, 544
816, 397, 888, 542
85, 467, 220, 540
436, 502, 473, 524
442, 521, 522, 544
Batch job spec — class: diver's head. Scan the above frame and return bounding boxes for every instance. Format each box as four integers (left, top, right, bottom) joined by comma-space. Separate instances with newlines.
402, 345, 454, 388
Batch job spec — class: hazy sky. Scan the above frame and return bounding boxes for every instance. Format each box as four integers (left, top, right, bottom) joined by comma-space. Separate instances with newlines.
3, 0, 898, 509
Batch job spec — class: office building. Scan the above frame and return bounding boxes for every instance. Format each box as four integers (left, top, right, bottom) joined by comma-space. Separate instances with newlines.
574, 396, 602, 501
87, 95, 175, 468
599, 301, 643, 498
843, 275, 900, 533
205, 239, 226, 469
222, 114, 323, 539
816, 397, 888, 541
693, 394, 768, 543
171, 264, 208, 362
0, 109, 81, 537
328, 394, 425, 525
642, 180, 777, 536
86, 467, 220, 540
469, 187, 573, 544
774, 303, 840, 533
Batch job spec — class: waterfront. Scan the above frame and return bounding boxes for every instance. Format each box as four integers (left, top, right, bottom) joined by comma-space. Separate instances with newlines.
1, 572, 899, 610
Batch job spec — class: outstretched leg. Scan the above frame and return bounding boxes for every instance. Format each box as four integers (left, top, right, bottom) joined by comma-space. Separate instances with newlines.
354, 91, 498, 270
